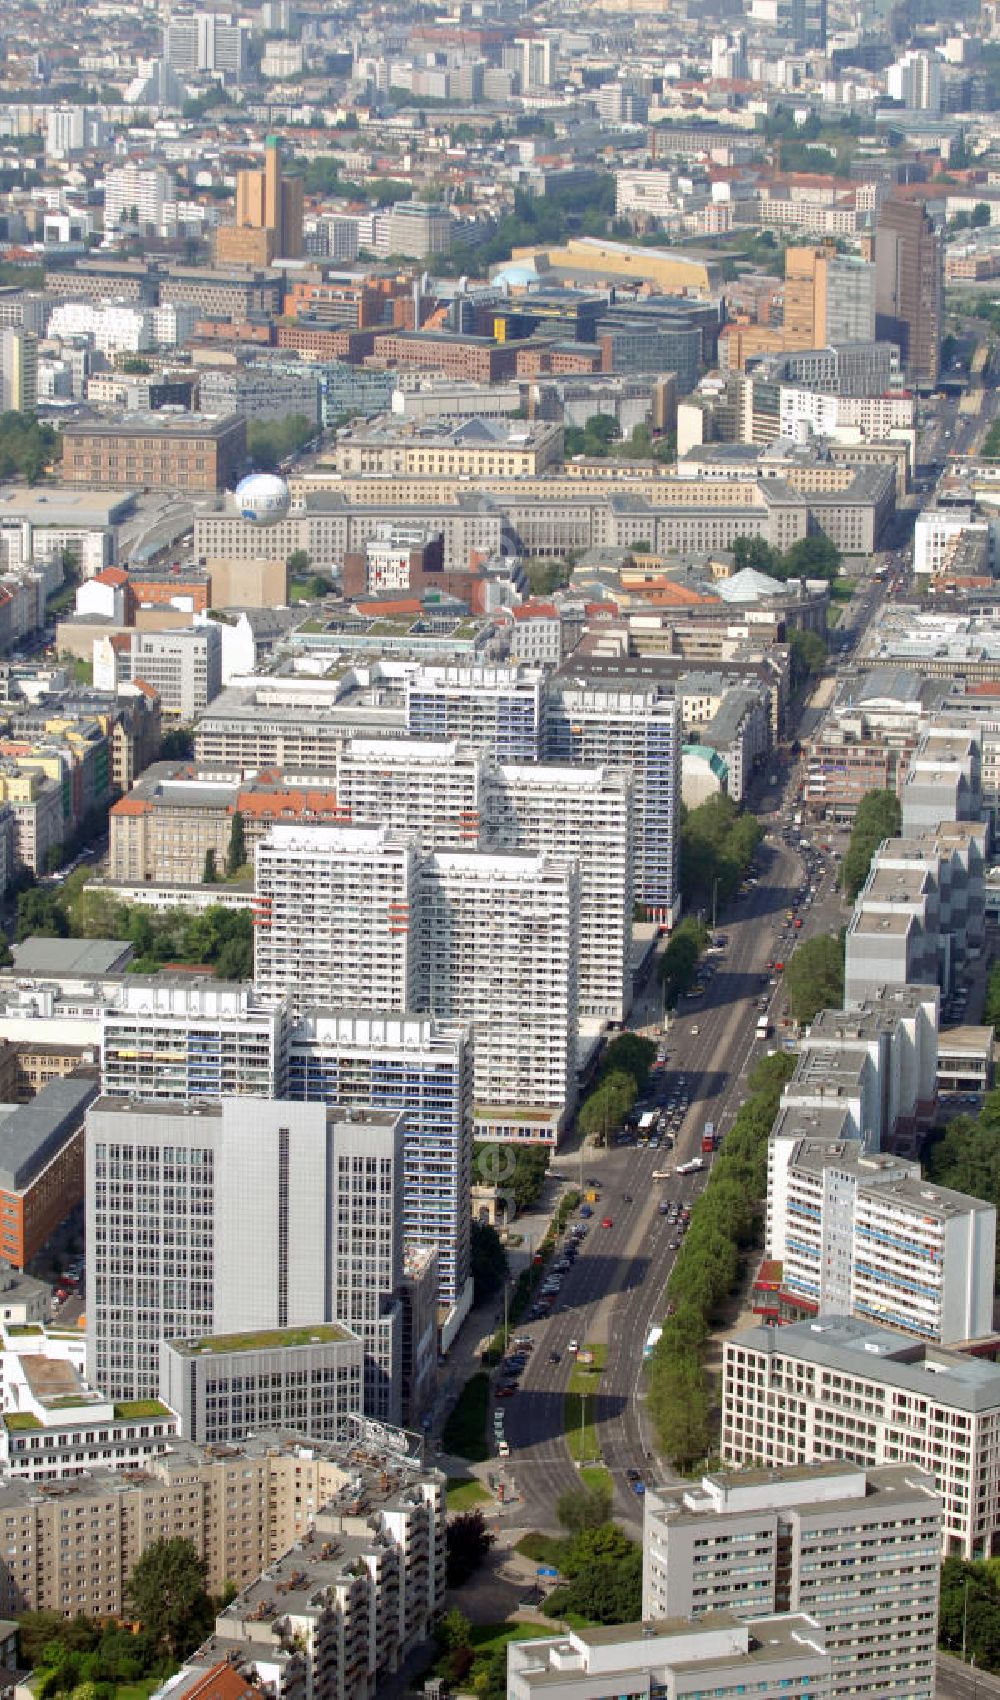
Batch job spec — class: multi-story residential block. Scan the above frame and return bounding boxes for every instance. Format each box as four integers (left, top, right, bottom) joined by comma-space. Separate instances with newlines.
103, 164, 170, 235
405, 665, 546, 762
490, 763, 633, 1022
767, 1138, 994, 1342
0, 1431, 444, 1625
336, 738, 486, 852
507, 1614, 832, 1700
288, 1013, 472, 1319
159, 1324, 363, 1446
642, 1462, 941, 1700
336, 740, 633, 1021
722, 1315, 1000, 1558
254, 824, 419, 1018
62, 413, 247, 493
547, 673, 682, 924
416, 850, 578, 1142
100, 980, 291, 1101
87, 1097, 405, 1420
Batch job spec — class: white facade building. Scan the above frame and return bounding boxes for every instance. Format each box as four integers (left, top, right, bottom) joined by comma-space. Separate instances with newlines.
254, 824, 419, 1017
288, 1012, 472, 1318
87, 1097, 405, 1422
417, 850, 578, 1143
642, 1463, 942, 1700
100, 979, 291, 1101
722, 1315, 1000, 1558
768, 1133, 995, 1344
103, 164, 170, 235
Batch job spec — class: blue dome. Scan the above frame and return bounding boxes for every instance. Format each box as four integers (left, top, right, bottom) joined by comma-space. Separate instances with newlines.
492, 262, 539, 289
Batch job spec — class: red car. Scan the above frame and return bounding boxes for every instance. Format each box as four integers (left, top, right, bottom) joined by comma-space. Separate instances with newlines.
774, 960, 784, 972
794, 918, 803, 929
601, 1216, 613, 1229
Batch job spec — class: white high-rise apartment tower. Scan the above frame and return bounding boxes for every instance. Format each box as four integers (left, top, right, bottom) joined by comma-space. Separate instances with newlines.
416, 850, 579, 1142
254, 824, 419, 1016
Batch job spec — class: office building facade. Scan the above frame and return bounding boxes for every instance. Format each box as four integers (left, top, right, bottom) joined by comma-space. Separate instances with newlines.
876, 199, 943, 390
722, 1315, 1000, 1558
86, 1098, 405, 1421
642, 1462, 941, 1700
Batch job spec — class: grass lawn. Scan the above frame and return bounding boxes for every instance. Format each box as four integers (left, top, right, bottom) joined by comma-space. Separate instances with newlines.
446, 1475, 491, 1511
567, 1344, 606, 1394
829, 577, 857, 601
112, 1679, 164, 1700
580, 1464, 612, 1494
516, 1531, 564, 1566
468, 1623, 554, 1655
565, 1343, 605, 1463
442, 1371, 490, 1462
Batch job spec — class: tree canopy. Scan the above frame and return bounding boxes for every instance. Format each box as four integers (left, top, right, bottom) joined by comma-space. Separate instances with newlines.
125, 1538, 214, 1660
840, 788, 901, 899
680, 793, 763, 912
17, 883, 254, 980
783, 933, 845, 1024
575, 1033, 656, 1146
469, 1219, 508, 1305
0, 411, 59, 483
646, 1051, 795, 1466
659, 916, 709, 1008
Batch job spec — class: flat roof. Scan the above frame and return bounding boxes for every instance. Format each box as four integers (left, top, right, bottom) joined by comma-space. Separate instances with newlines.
168, 1323, 352, 1357
0, 1075, 99, 1192
10, 938, 134, 978
728, 1314, 1000, 1410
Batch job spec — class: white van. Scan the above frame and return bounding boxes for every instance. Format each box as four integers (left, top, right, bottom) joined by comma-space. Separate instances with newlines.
498, 1440, 510, 1458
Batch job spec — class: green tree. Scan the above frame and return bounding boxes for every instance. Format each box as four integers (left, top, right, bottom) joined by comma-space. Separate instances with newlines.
226, 810, 246, 877
437, 1607, 473, 1651
125, 1538, 213, 1660
287, 548, 311, 575
555, 1481, 612, 1534
840, 788, 902, 899
159, 727, 194, 760
783, 933, 845, 1023
469, 1219, 508, 1305
659, 916, 709, 1007
788, 626, 828, 689
973, 202, 992, 228
16, 887, 69, 940
202, 849, 218, 884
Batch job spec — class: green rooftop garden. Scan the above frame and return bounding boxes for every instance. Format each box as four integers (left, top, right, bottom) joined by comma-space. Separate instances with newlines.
5, 1324, 43, 1337
113, 1400, 171, 1421
4, 1413, 41, 1431
179, 1325, 348, 1355
46, 1395, 100, 1410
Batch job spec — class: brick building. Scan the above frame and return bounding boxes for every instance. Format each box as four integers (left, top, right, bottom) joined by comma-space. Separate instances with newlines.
0, 1075, 98, 1267
62, 414, 246, 493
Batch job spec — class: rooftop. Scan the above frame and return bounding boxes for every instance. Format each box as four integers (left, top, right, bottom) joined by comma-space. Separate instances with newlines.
170, 1325, 351, 1357
729, 1314, 1000, 1410
0, 1076, 99, 1192
9, 937, 134, 978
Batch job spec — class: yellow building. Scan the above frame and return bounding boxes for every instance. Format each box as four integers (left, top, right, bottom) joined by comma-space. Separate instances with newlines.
216, 135, 303, 267
511, 236, 719, 297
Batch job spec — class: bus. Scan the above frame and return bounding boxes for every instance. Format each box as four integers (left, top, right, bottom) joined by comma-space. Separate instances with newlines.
643, 1325, 663, 1361
639, 1110, 658, 1135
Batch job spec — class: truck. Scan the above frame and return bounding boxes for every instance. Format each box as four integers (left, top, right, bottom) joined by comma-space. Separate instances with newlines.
638, 1110, 658, 1135
677, 1157, 705, 1175
643, 1325, 663, 1360
701, 1120, 717, 1154
756, 1015, 771, 1041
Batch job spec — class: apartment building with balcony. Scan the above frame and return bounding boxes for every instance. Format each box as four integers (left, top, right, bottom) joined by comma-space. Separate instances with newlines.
0, 1431, 444, 1626
99, 980, 291, 1101
253, 824, 419, 1018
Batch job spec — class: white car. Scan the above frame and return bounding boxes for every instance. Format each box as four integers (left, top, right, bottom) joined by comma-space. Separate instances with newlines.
690, 1024, 700, 1035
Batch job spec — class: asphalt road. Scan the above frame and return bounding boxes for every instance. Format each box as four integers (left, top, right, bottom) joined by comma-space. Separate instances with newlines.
489, 576, 884, 1537
496, 823, 828, 1534
937, 1651, 1000, 1700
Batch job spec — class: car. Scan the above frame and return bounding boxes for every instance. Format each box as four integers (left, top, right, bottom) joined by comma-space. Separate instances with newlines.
548, 1350, 561, 1365
622, 1191, 633, 1202
567, 1339, 579, 1354
601, 1216, 613, 1228
626, 1467, 641, 1482
586, 1177, 601, 1189
495, 1384, 517, 1399
632, 1480, 646, 1496
690, 1024, 700, 1035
